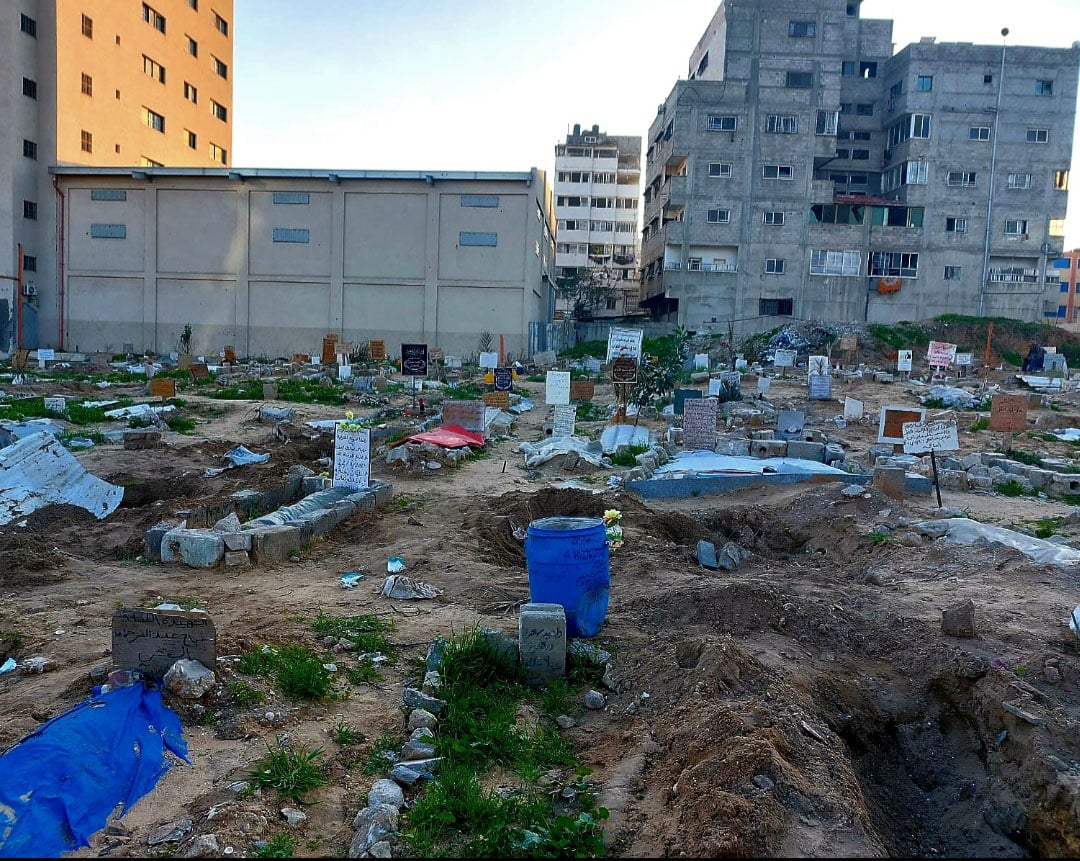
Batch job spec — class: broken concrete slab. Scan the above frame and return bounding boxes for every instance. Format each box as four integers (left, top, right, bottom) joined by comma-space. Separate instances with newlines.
697, 540, 718, 569
942, 599, 976, 638
160, 529, 225, 568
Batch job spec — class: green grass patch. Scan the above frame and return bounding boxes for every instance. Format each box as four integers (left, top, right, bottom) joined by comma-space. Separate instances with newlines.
388, 494, 423, 513
0, 396, 130, 426
237, 643, 335, 700
345, 658, 383, 686
970, 417, 990, 432
310, 612, 396, 657
165, 415, 197, 434
207, 378, 345, 405
525, 374, 545, 383
867, 322, 931, 351
1031, 517, 1063, 539
360, 734, 404, 775
230, 680, 265, 708
609, 443, 650, 467
333, 716, 365, 747
1006, 450, 1042, 467
248, 739, 327, 801
997, 479, 1029, 498
253, 834, 295, 859
558, 340, 606, 360
575, 401, 604, 422
444, 384, 485, 401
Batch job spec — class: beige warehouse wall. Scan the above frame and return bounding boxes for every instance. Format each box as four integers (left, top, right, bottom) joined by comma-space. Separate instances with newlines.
343, 193, 428, 280
249, 191, 332, 278
157, 188, 239, 274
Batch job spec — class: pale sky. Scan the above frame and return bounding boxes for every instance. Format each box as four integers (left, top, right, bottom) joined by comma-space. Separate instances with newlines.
233, 0, 1080, 246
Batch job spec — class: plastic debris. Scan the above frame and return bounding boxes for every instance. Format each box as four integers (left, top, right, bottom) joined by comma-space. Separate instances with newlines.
340, 572, 364, 589
0, 658, 16, 675
387, 556, 406, 573
382, 575, 441, 600
204, 445, 270, 477
914, 517, 1080, 567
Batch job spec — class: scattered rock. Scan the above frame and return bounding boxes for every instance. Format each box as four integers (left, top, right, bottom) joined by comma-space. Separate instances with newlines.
752, 774, 775, 792
400, 740, 436, 761
408, 727, 435, 743
280, 807, 307, 828
556, 715, 575, 729
407, 708, 438, 731
601, 663, 620, 692
717, 542, 748, 572
403, 688, 446, 714
350, 804, 399, 858
696, 540, 718, 570
1002, 699, 1047, 726
1044, 665, 1062, 684
181, 834, 220, 858
368, 779, 404, 810
942, 599, 976, 638
584, 690, 606, 710
19, 655, 57, 674
388, 758, 442, 787
367, 841, 392, 858
163, 659, 216, 699
422, 670, 441, 694
213, 512, 242, 532
841, 484, 865, 498
567, 641, 612, 666
148, 818, 194, 846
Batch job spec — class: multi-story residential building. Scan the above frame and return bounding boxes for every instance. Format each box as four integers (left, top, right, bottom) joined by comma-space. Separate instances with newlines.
1, 0, 233, 351
50, 167, 556, 359
640, 0, 1079, 335
554, 124, 642, 319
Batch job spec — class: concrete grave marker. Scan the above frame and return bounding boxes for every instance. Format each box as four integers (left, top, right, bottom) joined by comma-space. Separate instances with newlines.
442, 400, 486, 432
902, 420, 960, 455
43, 397, 66, 415
353, 375, 374, 392
773, 349, 796, 369
444, 355, 463, 369
482, 391, 510, 410
263, 380, 279, 400
545, 371, 571, 405
338, 364, 353, 381
808, 374, 833, 400
190, 363, 210, 381
878, 405, 926, 444
673, 388, 702, 415
708, 378, 723, 397
585, 358, 603, 374
682, 398, 718, 450
989, 394, 1028, 432
757, 377, 771, 396
1044, 353, 1067, 372
532, 350, 557, 368
694, 353, 710, 370
897, 350, 913, 372
92, 352, 113, 370
479, 351, 499, 369
843, 397, 864, 421
111, 608, 216, 679
177, 354, 194, 371
553, 405, 577, 437
808, 355, 829, 377
518, 603, 566, 685
333, 424, 370, 490
776, 410, 805, 441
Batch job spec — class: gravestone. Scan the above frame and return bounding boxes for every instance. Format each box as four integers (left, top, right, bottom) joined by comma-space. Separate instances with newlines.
989, 394, 1028, 432
353, 375, 374, 392
92, 351, 113, 370
776, 410, 805, 442
190, 363, 210, 381
338, 364, 353, 381
493, 368, 513, 391
479, 351, 499, 369
368, 340, 386, 362
673, 388, 702, 415
532, 350, 557, 368
150, 378, 176, 400
111, 608, 216, 679
43, 397, 66, 415
445, 356, 463, 370
808, 374, 833, 400
263, 380, 279, 400
757, 377, 771, 396
1044, 353, 1067, 372
518, 603, 567, 685
482, 391, 510, 410
570, 380, 595, 401
333, 424, 370, 490
401, 343, 428, 377
844, 397, 864, 421
694, 353, 710, 370
610, 357, 638, 384
878, 405, 926, 444
545, 371, 571, 405
682, 398, 718, 450
442, 400, 486, 432
553, 405, 577, 437
897, 350, 913, 372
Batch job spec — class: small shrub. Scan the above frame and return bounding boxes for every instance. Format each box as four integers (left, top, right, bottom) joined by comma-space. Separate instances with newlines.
1007, 450, 1042, 467
254, 833, 296, 858
230, 680, 265, 708
275, 644, 334, 700
997, 479, 1028, 498
333, 716, 364, 746
165, 415, 197, 434
1032, 517, 1063, 539
346, 658, 382, 686
248, 739, 327, 801
310, 613, 395, 657
609, 443, 650, 467
970, 417, 990, 432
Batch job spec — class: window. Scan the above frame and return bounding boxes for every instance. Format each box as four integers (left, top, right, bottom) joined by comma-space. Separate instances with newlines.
868, 251, 919, 278
1004, 219, 1028, 236
708, 162, 732, 178
859, 62, 878, 79
81, 130, 92, 153
856, 102, 874, 116
786, 71, 813, 88
23, 255, 37, 272
187, 36, 198, 56
213, 57, 228, 79
890, 81, 904, 98
911, 114, 931, 138
1050, 218, 1066, 237
211, 100, 227, 122
762, 211, 785, 225
556, 195, 589, 207
687, 257, 702, 270
766, 115, 798, 134
762, 164, 793, 180
760, 298, 794, 316
789, 21, 816, 36
185, 130, 197, 149
707, 208, 730, 223
1036, 80, 1053, 96
1008, 173, 1031, 189
90, 223, 127, 239
143, 3, 166, 33
916, 75, 933, 91
765, 258, 785, 274
81, 73, 92, 96
23, 139, 37, 160
615, 198, 637, 209
1027, 128, 1049, 143
945, 217, 967, 233
214, 12, 229, 36
969, 126, 990, 141
839, 103, 852, 114
22, 78, 36, 99
1054, 170, 1070, 191
272, 228, 310, 244
707, 115, 736, 132
184, 82, 198, 103
209, 143, 226, 163
20, 14, 36, 37
810, 204, 865, 225
142, 107, 165, 132
91, 189, 127, 201
836, 149, 850, 160
140, 156, 163, 167
695, 52, 709, 77
871, 206, 924, 228
816, 110, 838, 136
23, 201, 37, 220
81, 14, 92, 37
143, 55, 165, 84
273, 192, 310, 205
946, 171, 977, 187
459, 231, 497, 247
461, 195, 499, 207
944, 266, 962, 280
852, 149, 870, 160
842, 60, 856, 77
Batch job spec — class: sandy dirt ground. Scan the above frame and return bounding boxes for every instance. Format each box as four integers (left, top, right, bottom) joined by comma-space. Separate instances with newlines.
3, 360, 1080, 858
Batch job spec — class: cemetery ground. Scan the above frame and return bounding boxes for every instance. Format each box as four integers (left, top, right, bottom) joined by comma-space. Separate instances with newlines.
4, 348, 1080, 857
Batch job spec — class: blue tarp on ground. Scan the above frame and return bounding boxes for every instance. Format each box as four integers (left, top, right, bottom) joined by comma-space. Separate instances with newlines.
0, 684, 188, 858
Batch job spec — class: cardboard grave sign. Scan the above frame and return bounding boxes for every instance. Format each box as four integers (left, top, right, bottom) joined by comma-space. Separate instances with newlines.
708, 378, 723, 397
878, 405, 927, 444
839, 335, 857, 352
223, 346, 237, 364
401, 343, 429, 377
333, 424, 370, 490
682, 397, 718, 450
321, 336, 339, 365
483, 391, 510, 410
443, 399, 486, 432
989, 394, 1028, 432
493, 367, 513, 391
111, 608, 217, 679
808, 374, 833, 400
429, 347, 445, 362
190, 363, 211, 381
553, 404, 577, 437
177, 353, 194, 371
773, 349, 796, 368
369, 340, 386, 362
610, 356, 638, 384
545, 371, 571, 406
757, 376, 771, 396
479, 351, 499, 369
776, 410, 805, 441
44, 396, 66, 414
11, 350, 29, 372
844, 397, 864, 421
605, 326, 644, 363
902, 419, 960, 455
693, 353, 710, 370
808, 355, 829, 377
927, 341, 956, 368
150, 378, 176, 400
897, 350, 913, 372
673, 388, 702, 416
569, 380, 595, 401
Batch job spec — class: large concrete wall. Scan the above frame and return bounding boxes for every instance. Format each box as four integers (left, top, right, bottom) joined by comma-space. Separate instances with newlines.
55, 169, 555, 359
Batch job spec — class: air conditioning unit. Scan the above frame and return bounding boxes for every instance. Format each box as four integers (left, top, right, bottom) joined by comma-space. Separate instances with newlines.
22, 283, 36, 296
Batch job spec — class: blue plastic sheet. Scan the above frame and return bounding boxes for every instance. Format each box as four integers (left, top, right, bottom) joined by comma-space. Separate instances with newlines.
0, 684, 188, 858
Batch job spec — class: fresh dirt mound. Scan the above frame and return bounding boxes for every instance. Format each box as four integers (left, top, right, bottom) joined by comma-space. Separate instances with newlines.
108, 473, 205, 507
15, 504, 98, 534
0, 533, 68, 586
636, 511, 714, 546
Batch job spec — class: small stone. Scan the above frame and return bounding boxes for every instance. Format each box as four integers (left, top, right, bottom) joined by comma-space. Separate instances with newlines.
841, 483, 865, 498
555, 715, 575, 729
696, 540, 718, 570
422, 670, 441, 695
400, 740, 436, 761
1044, 666, 1062, 684
752, 774, 775, 792
280, 807, 307, 828
601, 663, 620, 692
584, 690, 606, 710
388, 758, 441, 787
226, 781, 249, 794
407, 708, 438, 731
105, 821, 130, 837
942, 599, 976, 638
224, 550, 250, 567
289, 555, 301, 563
213, 513, 242, 533
717, 542, 747, 572
163, 659, 216, 699
403, 688, 446, 714
368, 841, 392, 858
19, 656, 57, 674
408, 727, 435, 743
367, 779, 405, 810
181, 835, 221, 858
350, 805, 399, 858
338, 638, 356, 651
148, 818, 194, 846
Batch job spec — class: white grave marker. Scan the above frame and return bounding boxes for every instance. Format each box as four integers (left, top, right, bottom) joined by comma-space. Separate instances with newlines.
694, 353, 710, 370
553, 405, 577, 437
808, 355, 829, 377
545, 371, 571, 405
605, 327, 644, 363
843, 397, 864, 421
757, 377, 771, 396
774, 349, 796, 368
902, 420, 960, 455
338, 364, 353, 381
897, 350, 913, 372
333, 424, 370, 490
44, 397, 66, 414
479, 351, 499, 369
708, 378, 723, 397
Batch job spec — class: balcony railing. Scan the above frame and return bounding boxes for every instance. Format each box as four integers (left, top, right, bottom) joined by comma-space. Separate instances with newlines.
664, 262, 739, 273
988, 269, 1039, 284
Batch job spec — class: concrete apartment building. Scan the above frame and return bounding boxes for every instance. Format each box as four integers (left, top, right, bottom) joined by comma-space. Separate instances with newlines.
51, 168, 556, 360
1, 0, 233, 351
641, 0, 1079, 335
554, 124, 642, 319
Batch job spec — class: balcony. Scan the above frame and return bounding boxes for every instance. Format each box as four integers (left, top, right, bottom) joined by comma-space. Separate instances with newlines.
663, 261, 739, 273
987, 268, 1041, 284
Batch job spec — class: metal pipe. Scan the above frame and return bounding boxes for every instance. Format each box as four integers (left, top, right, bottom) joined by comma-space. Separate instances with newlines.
53, 176, 66, 349
979, 29, 1009, 317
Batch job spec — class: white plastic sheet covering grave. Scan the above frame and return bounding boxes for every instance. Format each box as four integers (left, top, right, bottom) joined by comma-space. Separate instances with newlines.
0, 431, 123, 525
1051, 428, 1080, 442
654, 451, 849, 479
914, 518, 1080, 567
518, 436, 605, 468
103, 403, 175, 419
600, 424, 651, 453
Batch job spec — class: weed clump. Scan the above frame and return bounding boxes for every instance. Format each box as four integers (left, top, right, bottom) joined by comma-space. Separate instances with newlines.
248, 739, 327, 801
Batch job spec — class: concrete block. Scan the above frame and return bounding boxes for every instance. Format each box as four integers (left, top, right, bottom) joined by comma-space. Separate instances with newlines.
247, 524, 303, 562
960, 453, 982, 470
1050, 474, 1080, 496
1026, 469, 1051, 490
697, 540, 718, 569
222, 532, 252, 552
869, 444, 894, 463
824, 443, 846, 465
369, 481, 390, 507
801, 430, 824, 443
160, 529, 224, 568
938, 457, 962, 472
715, 438, 751, 456
970, 475, 993, 489
750, 429, 775, 441
786, 441, 826, 462
938, 470, 969, 490
143, 522, 175, 561
346, 490, 377, 512
224, 551, 250, 567
873, 467, 906, 499
751, 439, 787, 458
122, 429, 162, 450
905, 474, 934, 495
302, 476, 332, 494
518, 603, 567, 685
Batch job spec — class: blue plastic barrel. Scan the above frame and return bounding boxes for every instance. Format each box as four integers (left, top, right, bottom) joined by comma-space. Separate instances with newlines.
525, 516, 610, 638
